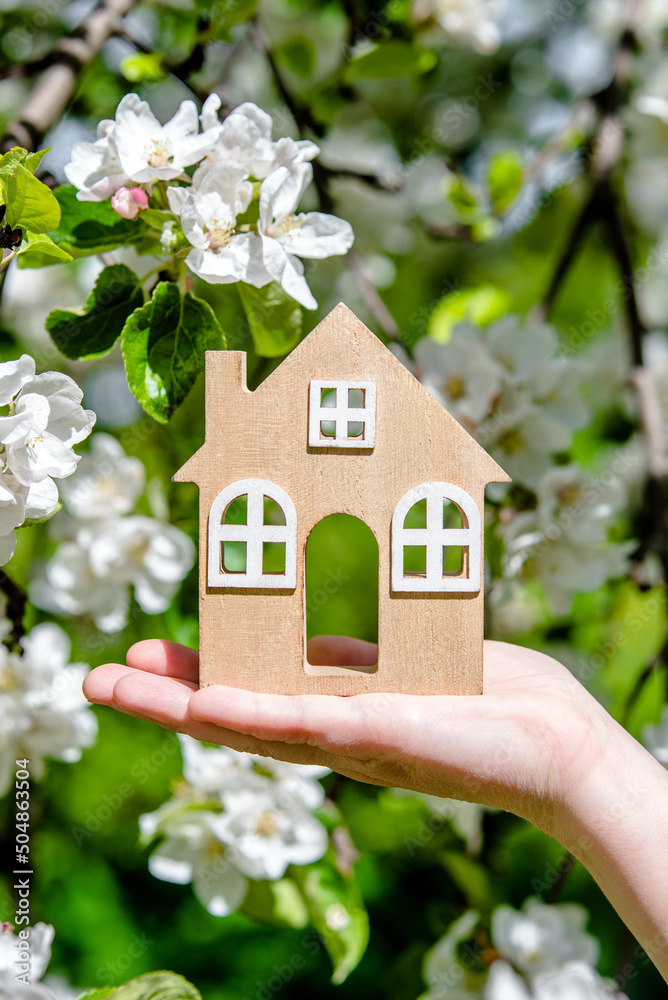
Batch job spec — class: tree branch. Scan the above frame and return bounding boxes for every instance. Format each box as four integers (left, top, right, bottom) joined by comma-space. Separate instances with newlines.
2, 0, 136, 153
0, 569, 27, 652
347, 251, 400, 342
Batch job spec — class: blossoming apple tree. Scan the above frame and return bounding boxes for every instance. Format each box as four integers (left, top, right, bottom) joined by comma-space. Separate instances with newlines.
1, 0, 668, 998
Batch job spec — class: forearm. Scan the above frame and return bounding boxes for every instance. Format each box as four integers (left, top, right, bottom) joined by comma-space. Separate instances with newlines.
555, 721, 668, 981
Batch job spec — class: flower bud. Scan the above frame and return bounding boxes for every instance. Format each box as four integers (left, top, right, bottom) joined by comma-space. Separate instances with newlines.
111, 186, 149, 220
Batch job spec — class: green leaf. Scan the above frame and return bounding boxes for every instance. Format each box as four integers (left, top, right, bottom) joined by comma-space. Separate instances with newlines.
46, 264, 143, 360
140, 209, 178, 231
122, 282, 226, 423
207, 0, 258, 40
120, 52, 165, 83
487, 150, 524, 214
345, 41, 437, 80
80, 971, 201, 1000
24, 147, 50, 173
445, 175, 481, 221
241, 878, 309, 929
15, 230, 73, 267
0, 146, 49, 176
3, 164, 60, 232
52, 185, 144, 257
440, 851, 497, 911
238, 282, 302, 357
292, 857, 369, 984
276, 36, 316, 77
427, 285, 513, 344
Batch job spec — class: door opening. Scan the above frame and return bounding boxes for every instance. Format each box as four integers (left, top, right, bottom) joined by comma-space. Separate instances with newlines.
304, 514, 378, 676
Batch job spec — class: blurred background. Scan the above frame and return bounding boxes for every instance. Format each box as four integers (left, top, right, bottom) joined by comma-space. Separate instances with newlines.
1, 0, 668, 997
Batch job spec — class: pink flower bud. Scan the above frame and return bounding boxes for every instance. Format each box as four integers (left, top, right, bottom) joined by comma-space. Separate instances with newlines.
111, 186, 149, 220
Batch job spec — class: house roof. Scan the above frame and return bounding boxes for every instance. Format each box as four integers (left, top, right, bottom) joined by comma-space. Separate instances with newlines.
174, 303, 510, 486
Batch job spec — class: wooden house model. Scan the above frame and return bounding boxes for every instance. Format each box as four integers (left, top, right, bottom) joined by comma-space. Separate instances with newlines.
174, 304, 510, 696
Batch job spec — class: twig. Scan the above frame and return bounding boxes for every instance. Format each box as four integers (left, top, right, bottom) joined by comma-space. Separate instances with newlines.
251, 20, 323, 138
252, 15, 402, 342
347, 251, 400, 341
2, 0, 137, 152
114, 27, 217, 107
621, 652, 664, 727
0, 569, 27, 652
545, 851, 575, 903
533, 185, 601, 323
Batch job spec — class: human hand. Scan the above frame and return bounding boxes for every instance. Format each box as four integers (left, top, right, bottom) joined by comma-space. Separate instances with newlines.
83, 637, 668, 977
83, 637, 623, 842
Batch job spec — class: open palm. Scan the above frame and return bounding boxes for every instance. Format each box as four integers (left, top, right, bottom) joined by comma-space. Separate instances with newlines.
83, 637, 618, 839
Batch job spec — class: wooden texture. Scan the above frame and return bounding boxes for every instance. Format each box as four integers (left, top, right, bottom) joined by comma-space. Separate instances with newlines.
174, 304, 510, 696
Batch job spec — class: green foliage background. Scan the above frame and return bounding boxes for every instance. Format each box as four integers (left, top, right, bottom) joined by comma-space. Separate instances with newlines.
1, 0, 668, 996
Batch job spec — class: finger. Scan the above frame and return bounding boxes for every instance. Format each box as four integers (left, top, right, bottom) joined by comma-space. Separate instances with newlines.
188, 683, 448, 757
126, 639, 200, 682
307, 635, 378, 667
83, 663, 134, 704
110, 671, 342, 769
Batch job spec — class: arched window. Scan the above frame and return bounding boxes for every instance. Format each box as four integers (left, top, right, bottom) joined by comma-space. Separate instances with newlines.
208, 479, 297, 589
391, 483, 481, 593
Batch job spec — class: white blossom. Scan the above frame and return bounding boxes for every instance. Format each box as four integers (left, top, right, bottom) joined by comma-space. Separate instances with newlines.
484, 960, 627, 1000
529, 962, 628, 999
0, 622, 97, 795
486, 316, 556, 383
0, 356, 35, 406
169, 163, 269, 288
500, 464, 631, 613
413, 0, 506, 53
33, 514, 195, 631
30, 532, 130, 634
57, 432, 144, 520
198, 96, 319, 186
420, 901, 623, 1000
141, 735, 329, 918
64, 119, 129, 202
407, 317, 589, 489
0, 922, 58, 1000
31, 435, 194, 631
0, 357, 94, 566
0, 367, 95, 487
501, 510, 631, 616
147, 811, 248, 918
492, 899, 599, 981
642, 705, 668, 768
487, 405, 571, 489
258, 166, 354, 309
414, 327, 504, 430
216, 783, 329, 879
111, 94, 221, 186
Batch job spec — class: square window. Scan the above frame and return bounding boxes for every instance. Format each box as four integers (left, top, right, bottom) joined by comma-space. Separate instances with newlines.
443, 546, 464, 576
263, 541, 286, 574
309, 380, 376, 449
222, 540, 246, 573
404, 545, 427, 575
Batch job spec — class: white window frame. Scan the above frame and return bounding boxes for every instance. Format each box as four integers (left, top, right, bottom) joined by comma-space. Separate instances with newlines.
391, 482, 481, 593
308, 380, 377, 448
208, 478, 297, 589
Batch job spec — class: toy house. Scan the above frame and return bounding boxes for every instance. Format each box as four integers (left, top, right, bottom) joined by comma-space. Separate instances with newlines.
173, 304, 510, 696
